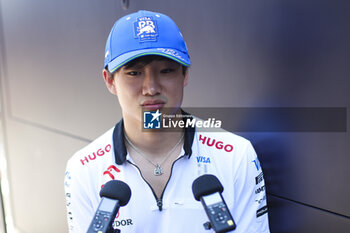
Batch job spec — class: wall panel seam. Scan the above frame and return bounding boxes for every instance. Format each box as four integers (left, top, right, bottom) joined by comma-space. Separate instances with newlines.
268, 193, 350, 220
10, 116, 91, 143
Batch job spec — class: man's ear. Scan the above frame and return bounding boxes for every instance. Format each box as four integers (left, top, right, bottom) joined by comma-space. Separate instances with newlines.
102, 69, 117, 95
183, 68, 189, 87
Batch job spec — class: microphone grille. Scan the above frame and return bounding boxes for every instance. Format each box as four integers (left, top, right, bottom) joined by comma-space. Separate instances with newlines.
100, 180, 132, 206
192, 174, 223, 201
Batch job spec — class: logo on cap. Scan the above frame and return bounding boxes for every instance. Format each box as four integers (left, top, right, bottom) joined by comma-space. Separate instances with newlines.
134, 16, 158, 42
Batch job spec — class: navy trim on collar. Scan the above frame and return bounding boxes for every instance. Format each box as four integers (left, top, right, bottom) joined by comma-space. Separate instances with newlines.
113, 113, 195, 165
113, 120, 128, 165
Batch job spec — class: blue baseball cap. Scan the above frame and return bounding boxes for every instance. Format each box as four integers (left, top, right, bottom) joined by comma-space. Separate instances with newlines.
104, 10, 191, 73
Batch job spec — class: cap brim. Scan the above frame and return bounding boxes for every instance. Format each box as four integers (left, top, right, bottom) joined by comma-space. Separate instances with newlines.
107, 48, 191, 73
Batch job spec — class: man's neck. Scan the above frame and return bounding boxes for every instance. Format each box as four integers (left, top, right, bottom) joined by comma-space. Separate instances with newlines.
123, 116, 184, 160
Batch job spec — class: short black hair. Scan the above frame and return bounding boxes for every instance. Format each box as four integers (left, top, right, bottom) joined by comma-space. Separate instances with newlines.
109, 55, 188, 76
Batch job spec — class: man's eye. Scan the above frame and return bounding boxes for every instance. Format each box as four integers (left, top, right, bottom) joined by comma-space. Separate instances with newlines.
126, 71, 140, 76
161, 68, 174, 73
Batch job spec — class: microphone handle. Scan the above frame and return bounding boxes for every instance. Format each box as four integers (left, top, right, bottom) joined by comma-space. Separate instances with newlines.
86, 197, 120, 233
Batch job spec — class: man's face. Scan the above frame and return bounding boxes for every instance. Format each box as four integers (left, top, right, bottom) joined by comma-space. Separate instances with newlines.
104, 58, 188, 123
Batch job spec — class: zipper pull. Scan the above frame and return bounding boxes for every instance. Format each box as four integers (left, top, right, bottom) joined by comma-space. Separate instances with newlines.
157, 198, 163, 211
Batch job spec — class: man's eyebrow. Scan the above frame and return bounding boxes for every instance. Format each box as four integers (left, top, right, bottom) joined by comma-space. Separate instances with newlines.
157, 60, 181, 67
123, 63, 145, 70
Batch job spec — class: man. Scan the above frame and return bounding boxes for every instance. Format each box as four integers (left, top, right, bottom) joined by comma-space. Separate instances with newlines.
65, 10, 270, 233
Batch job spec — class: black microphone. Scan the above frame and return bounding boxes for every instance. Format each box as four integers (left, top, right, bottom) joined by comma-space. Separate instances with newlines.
87, 180, 131, 233
192, 174, 236, 233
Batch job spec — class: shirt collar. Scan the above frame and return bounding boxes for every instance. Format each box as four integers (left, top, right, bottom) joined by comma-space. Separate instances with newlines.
113, 111, 195, 165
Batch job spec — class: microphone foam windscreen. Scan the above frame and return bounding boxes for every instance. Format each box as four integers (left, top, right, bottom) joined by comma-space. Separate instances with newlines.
100, 180, 132, 206
192, 174, 224, 201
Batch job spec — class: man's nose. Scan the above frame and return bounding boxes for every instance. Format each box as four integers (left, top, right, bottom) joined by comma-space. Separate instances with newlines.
142, 71, 161, 96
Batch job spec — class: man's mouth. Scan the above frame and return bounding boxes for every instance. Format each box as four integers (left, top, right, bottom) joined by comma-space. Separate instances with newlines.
141, 100, 165, 111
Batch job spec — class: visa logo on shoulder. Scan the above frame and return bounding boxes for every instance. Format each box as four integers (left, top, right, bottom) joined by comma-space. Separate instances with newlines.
196, 156, 211, 164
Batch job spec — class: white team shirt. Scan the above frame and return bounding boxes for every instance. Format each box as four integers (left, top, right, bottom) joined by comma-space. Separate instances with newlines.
64, 120, 270, 233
